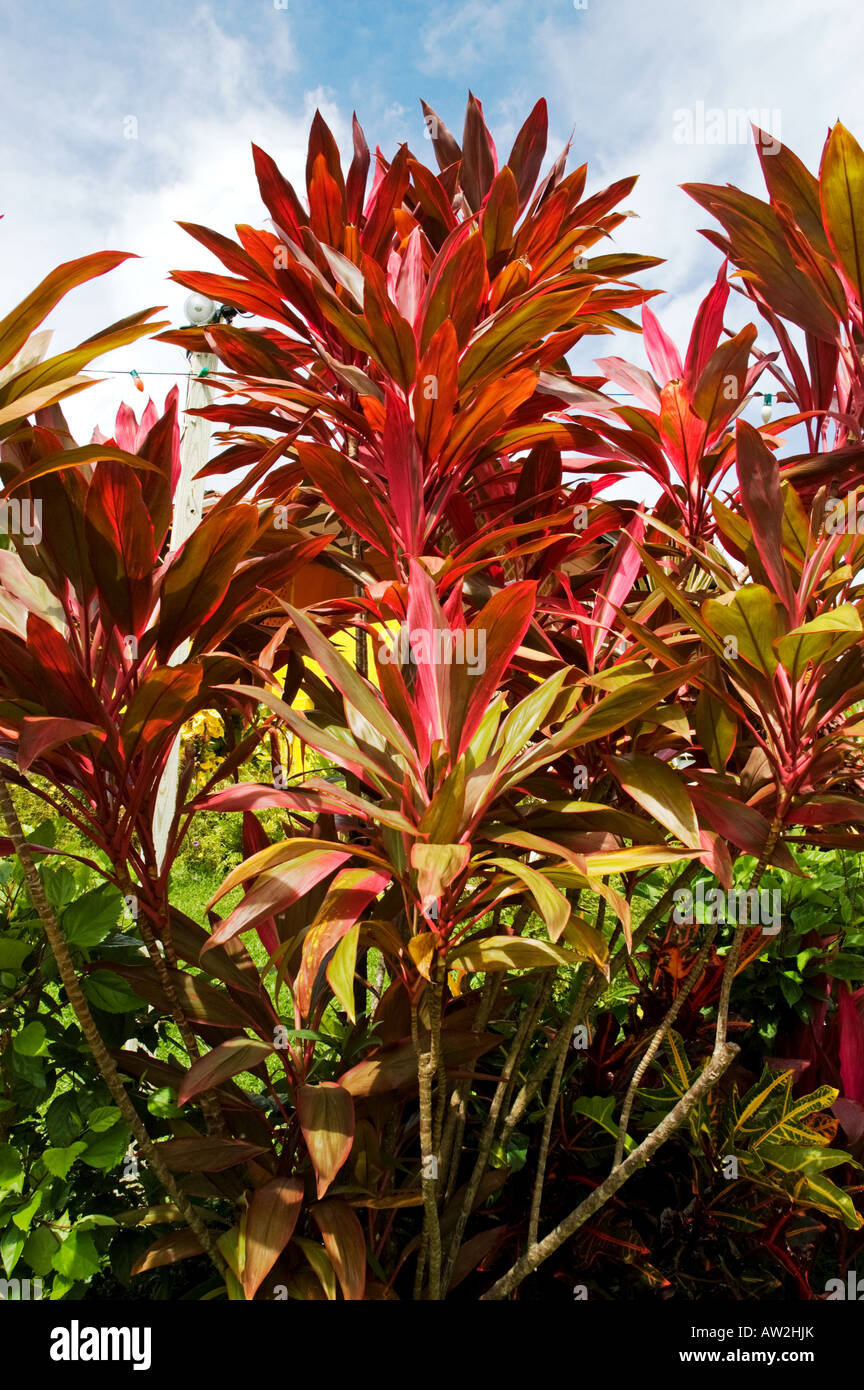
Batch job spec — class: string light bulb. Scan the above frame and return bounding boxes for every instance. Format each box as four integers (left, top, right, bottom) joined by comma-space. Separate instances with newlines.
761, 393, 773, 423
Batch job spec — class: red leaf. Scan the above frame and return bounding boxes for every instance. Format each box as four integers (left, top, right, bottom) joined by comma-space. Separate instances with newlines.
120, 665, 203, 763
308, 154, 344, 248
419, 226, 487, 353
155, 1137, 269, 1172
18, 716, 103, 773
243, 1177, 304, 1299
591, 515, 644, 665
130, 1229, 205, 1276
310, 1199, 366, 1301
297, 441, 394, 555
297, 1083, 355, 1199
684, 262, 730, 387
414, 320, 459, 463
84, 461, 155, 635
688, 782, 800, 873
306, 110, 345, 198
449, 580, 537, 757
24, 614, 104, 724
252, 144, 308, 243
346, 114, 370, 224
177, 1036, 274, 1107
359, 145, 410, 263
156, 504, 259, 662
735, 420, 797, 613
461, 93, 498, 212
506, 98, 548, 211
381, 388, 423, 553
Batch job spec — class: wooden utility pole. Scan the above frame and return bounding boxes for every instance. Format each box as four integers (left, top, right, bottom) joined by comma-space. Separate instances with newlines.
152, 350, 217, 870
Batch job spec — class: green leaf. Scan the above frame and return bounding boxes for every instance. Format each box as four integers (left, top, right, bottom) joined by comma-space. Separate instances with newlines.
759, 1142, 857, 1175
494, 668, 569, 768
12, 1022, 46, 1056
775, 606, 862, 680
565, 663, 707, 749
0, 939, 31, 971
824, 953, 864, 981
820, 121, 864, 307
0, 1143, 25, 1197
410, 843, 470, 906
147, 1087, 183, 1119
22, 1226, 59, 1276
326, 921, 360, 1023
87, 1105, 121, 1133
606, 753, 700, 848
1, 1226, 25, 1275
572, 1095, 635, 1152
45, 1093, 82, 1147
485, 857, 571, 940
793, 1172, 863, 1229
42, 1143, 87, 1179
51, 1230, 102, 1281
80, 1120, 129, 1171
40, 865, 76, 909
61, 884, 123, 949
489, 1130, 529, 1172
693, 689, 737, 773
703, 586, 782, 677
12, 1189, 43, 1232
563, 914, 609, 967
82, 971, 144, 1014
294, 1237, 338, 1300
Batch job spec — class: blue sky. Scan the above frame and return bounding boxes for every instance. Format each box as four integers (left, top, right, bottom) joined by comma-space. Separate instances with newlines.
1, 0, 862, 435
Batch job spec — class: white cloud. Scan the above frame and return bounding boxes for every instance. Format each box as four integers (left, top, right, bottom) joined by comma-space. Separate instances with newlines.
3, 0, 864, 441
0, 5, 325, 438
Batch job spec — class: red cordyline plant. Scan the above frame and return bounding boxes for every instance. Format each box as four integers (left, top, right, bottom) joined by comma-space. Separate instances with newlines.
685, 122, 864, 484
162, 93, 658, 592
1, 104, 864, 1302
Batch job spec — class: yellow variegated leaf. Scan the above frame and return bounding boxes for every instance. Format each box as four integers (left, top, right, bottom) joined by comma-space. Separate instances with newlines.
447, 934, 580, 973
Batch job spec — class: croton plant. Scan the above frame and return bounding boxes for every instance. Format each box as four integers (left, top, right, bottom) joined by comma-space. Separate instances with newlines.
1, 98, 864, 1301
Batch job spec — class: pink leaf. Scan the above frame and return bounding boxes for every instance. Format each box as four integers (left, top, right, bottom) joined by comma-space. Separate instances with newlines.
642, 303, 684, 384
204, 849, 351, 951
591, 515, 644, 665
594, 355, 660, 410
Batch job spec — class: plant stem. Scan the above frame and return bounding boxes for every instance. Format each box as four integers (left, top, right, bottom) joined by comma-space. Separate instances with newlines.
479, 859, 742, 1298
480, 1042, 739, 1300
612, 926, 716, 1170
525, 1013, 569, 1250
440, 975, 500, 1204
440, 970, 551, 1292
411, 998, 442, 1299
